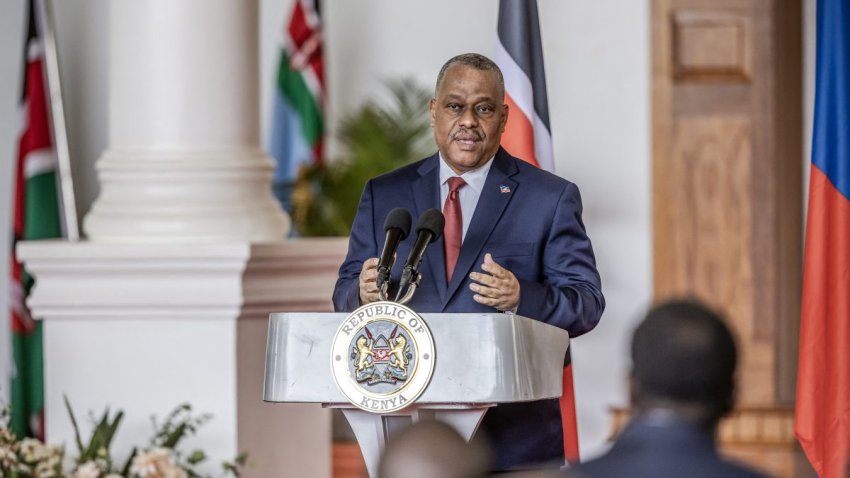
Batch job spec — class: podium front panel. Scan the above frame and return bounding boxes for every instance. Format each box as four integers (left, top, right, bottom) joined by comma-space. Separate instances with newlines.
264, 312, 569, 405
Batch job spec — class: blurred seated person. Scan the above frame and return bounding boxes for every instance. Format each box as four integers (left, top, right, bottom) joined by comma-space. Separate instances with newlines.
378, 419, 489, 478
564, 299, 770, 478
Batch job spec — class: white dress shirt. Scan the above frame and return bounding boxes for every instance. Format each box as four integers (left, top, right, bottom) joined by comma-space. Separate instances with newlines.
438, 153, 495, 242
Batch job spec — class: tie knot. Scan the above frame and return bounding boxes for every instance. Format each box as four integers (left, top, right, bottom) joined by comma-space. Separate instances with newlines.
447, 177, 466, 193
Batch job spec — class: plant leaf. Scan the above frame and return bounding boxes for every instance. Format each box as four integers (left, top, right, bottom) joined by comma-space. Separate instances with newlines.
122, 446, 138, 477
291, 77, 434, 236
63, 395, 85, 459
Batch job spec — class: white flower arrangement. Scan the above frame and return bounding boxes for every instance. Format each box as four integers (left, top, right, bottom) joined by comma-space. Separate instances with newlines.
0, 400, 246, 478
0, 406, 64, 477
128, 448, 186, 478
73, 462, 102, 478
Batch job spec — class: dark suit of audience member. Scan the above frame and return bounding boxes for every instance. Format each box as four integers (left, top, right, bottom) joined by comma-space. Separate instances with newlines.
564, 299, 770, 478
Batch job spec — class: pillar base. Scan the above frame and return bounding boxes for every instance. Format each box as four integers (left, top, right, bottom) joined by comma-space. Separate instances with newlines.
83, 148, 290, 243
18, 238, 348, 478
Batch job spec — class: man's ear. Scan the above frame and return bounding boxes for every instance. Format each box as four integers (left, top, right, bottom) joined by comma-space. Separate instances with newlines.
429, 98, 437, 127
500, 103, 509, 133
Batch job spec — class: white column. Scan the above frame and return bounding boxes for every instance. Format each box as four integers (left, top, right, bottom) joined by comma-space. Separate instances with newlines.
83, 0, 288, 242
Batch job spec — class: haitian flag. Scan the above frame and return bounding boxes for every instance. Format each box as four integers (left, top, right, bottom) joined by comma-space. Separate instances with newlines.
495, 0, 579, 465
794, 0, 850, 476
495, 0, 554, 172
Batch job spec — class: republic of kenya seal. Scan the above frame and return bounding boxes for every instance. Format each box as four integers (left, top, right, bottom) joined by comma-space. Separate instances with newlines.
330, 301, 435, 413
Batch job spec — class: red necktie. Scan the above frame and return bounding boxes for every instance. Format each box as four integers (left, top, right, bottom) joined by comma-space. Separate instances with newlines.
443, 177, 466, 283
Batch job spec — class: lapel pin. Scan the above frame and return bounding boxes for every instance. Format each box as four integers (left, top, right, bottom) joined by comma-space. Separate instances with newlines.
499, 185, 511, 194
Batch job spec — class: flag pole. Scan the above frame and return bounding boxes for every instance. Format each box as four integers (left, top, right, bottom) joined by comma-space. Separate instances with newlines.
35, 0, 79, 241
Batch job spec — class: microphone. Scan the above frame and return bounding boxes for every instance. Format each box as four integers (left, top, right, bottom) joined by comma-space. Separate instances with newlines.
376, 208, 412, 297
394, 208, 445, 302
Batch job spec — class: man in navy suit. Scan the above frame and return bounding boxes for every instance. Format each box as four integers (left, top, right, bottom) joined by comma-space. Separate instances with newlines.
333, 53, 605, 470
563, 300, 770, 478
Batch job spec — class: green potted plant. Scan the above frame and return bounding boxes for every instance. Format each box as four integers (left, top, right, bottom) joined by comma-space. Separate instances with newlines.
291, 78, 435, 236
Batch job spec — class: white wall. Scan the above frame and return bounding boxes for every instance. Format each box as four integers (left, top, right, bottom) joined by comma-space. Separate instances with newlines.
804, 0, 816, 212
45, 318, 238, 471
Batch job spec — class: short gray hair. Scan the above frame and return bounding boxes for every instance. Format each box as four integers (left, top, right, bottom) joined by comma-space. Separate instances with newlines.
434, 53, 505, 99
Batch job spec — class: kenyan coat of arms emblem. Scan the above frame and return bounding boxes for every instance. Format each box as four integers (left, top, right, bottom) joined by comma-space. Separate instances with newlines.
330, 302, 435, 413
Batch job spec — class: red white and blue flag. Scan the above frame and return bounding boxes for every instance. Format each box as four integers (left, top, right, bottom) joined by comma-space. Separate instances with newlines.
268, 0, 324, 214
496, 0, 579, 464
794, 0, 850, 476
495, 0, 554, 172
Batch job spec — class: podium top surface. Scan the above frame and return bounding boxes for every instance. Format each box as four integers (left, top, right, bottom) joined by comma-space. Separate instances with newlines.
263, 312, 569, 405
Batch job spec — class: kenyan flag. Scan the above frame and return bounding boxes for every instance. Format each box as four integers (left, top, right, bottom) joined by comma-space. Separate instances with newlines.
9, 0, 63, 440
268, 0, 324, 215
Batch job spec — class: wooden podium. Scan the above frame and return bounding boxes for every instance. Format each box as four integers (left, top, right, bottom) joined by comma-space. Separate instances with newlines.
263, 311, 569, 477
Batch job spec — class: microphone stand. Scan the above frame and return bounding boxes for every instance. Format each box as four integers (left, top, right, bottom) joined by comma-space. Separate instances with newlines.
378, 280, 391, 301
392, 267, 420, 305
377, 274, 419, 304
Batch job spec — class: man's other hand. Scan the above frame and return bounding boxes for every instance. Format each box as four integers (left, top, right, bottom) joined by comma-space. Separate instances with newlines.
359, 258, 380, 304
469, 253, 520, 312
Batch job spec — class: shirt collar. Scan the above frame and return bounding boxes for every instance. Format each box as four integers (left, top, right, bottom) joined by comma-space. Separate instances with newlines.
438, 153, 494, 193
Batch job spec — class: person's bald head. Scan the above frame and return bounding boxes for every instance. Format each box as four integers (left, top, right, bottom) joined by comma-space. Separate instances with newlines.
378, 420, 489, 478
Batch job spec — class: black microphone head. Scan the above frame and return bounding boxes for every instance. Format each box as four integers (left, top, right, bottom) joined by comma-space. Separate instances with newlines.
416, 208, 445, 242
384, 208, 412, 240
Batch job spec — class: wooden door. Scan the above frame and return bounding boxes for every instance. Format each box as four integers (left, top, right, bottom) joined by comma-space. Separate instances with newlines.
651, 0, 808, 475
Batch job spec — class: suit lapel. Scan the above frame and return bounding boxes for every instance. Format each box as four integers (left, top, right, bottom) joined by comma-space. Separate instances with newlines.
443, 148, 519, 307
411, 154, 447, 302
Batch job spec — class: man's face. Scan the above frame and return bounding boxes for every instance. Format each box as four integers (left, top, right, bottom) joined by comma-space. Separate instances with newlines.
429, 65, 508, 175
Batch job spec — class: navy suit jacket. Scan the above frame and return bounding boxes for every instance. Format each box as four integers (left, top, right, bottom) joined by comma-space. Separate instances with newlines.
333, 148, 605, 470
565, 418, 770, 478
